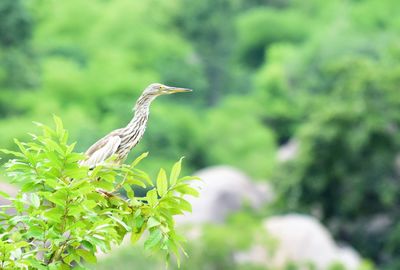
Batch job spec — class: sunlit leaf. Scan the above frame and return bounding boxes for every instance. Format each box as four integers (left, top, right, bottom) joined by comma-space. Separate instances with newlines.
147, 189, 158, 206
44, 207, 63, 222
147, 217, 161, 228
178, 175, 201, 182
130, 152, 149, 167
157, 168, 168, 197
30, 193, 40, 208
0, 190, 10, 199
170, 157, 184, 186
76, 249, 97, 264
109, 215, 131, 232
175, 184, 200, 197
175, 197, 192, 213
130, 227, 145, 244
123, 183, 135, 199
144, 229, 163, 250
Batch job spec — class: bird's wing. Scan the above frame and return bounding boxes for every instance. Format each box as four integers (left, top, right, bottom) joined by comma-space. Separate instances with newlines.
81, 135, 121, 168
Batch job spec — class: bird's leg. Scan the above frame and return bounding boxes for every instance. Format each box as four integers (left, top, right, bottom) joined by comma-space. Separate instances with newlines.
95, 188, 115, 198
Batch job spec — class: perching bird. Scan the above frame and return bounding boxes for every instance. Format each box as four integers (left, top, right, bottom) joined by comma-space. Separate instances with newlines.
80, 83, 192, 168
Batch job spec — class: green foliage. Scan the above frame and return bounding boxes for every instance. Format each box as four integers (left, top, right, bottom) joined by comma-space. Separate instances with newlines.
0, 0, 32, 47
236, 7, 310, 67
0, 0, 38, 89
272, 38, 400, 270
0, 117, 199, 269
203, 96, 276, 178
176, 0, 237, 105
253, 43, 301, 143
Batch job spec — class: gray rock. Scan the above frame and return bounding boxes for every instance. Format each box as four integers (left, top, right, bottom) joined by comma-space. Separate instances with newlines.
235, 214, 361, 270
176, 166, 273, 224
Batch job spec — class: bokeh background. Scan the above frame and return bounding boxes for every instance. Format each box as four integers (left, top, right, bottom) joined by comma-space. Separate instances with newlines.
1, 0, 400, 269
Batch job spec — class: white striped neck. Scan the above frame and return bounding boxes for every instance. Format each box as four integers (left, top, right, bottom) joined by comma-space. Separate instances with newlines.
119, 93, 158, 150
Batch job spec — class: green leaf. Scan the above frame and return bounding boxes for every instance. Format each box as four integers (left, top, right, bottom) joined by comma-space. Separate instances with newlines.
130, 152, 148, 167
44, 207, 63, 222
30, 193, 40, 208
0, 190, 10, 199
13, 139, 28, 155
100, 172, 116, 183
96, 181, 114, 191
130, 227, 145, 244
53, 114, 68, 144
166, 207, 184, 216
14, 241, 30, 248
147, 217, 161, 228
44, 138, 65, 155
157, 168, 168, 197
175, 184, 200, 197
109, 215, 130, 231
132, 169, 153, 186
178, 175, 202, 182
21, 181, 39, 192
27, 225, 44, 238
76, 249, 97, 264
47, 196, 65, 207
124, 177, 146, 188
81, 240, 94, 252
66, 142, 77, 155
123, 184, 135, 199
52, 189, 69, 203
81, 200, 97, 210
13, 199, 24, 213
146, 189, 158, 206
59, 263, 71, 270
133, 209, 141, 218
68, 205, 84, 217
135, 215, 144, 229
175, 197, 192, 213
75, 183, 95, 196
170, 157, 184, 186
144, 229, 163, 250
159, 197, 179, 208
0, 149, 25, 158
53, 114, 63, 131
65, 167, 88, 179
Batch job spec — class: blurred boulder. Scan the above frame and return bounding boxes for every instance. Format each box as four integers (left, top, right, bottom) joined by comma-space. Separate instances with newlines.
176, 165, 273, 224
277, 139, 298, 162
235, 214, 361, 270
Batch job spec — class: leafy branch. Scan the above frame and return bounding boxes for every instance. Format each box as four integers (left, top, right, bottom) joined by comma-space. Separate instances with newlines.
0, 116, 200, 269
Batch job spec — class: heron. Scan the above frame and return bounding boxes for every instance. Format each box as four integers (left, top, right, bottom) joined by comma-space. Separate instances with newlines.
80, 83, 192, 168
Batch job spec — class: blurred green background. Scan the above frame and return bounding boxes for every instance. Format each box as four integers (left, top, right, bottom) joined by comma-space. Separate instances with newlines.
1, 0, 400, 269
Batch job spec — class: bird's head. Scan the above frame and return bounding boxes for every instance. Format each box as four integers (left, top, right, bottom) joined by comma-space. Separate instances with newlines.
143, 83, 192, 96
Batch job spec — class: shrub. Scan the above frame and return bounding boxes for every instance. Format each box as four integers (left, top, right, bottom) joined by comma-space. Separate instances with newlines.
0, 116, 199, 269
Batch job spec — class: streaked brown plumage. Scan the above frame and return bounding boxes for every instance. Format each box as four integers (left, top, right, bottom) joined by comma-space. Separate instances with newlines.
80, 83, 192, 168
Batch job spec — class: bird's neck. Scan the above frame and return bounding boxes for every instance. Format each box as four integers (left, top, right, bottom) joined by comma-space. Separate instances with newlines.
124, 94, 156, 137
133, 93, 157, 113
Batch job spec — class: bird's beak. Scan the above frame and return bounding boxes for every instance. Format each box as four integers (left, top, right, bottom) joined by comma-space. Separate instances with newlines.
164, 86, 192, 94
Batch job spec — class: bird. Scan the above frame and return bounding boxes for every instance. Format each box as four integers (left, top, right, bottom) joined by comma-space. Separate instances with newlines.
80, 83, 192, 168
